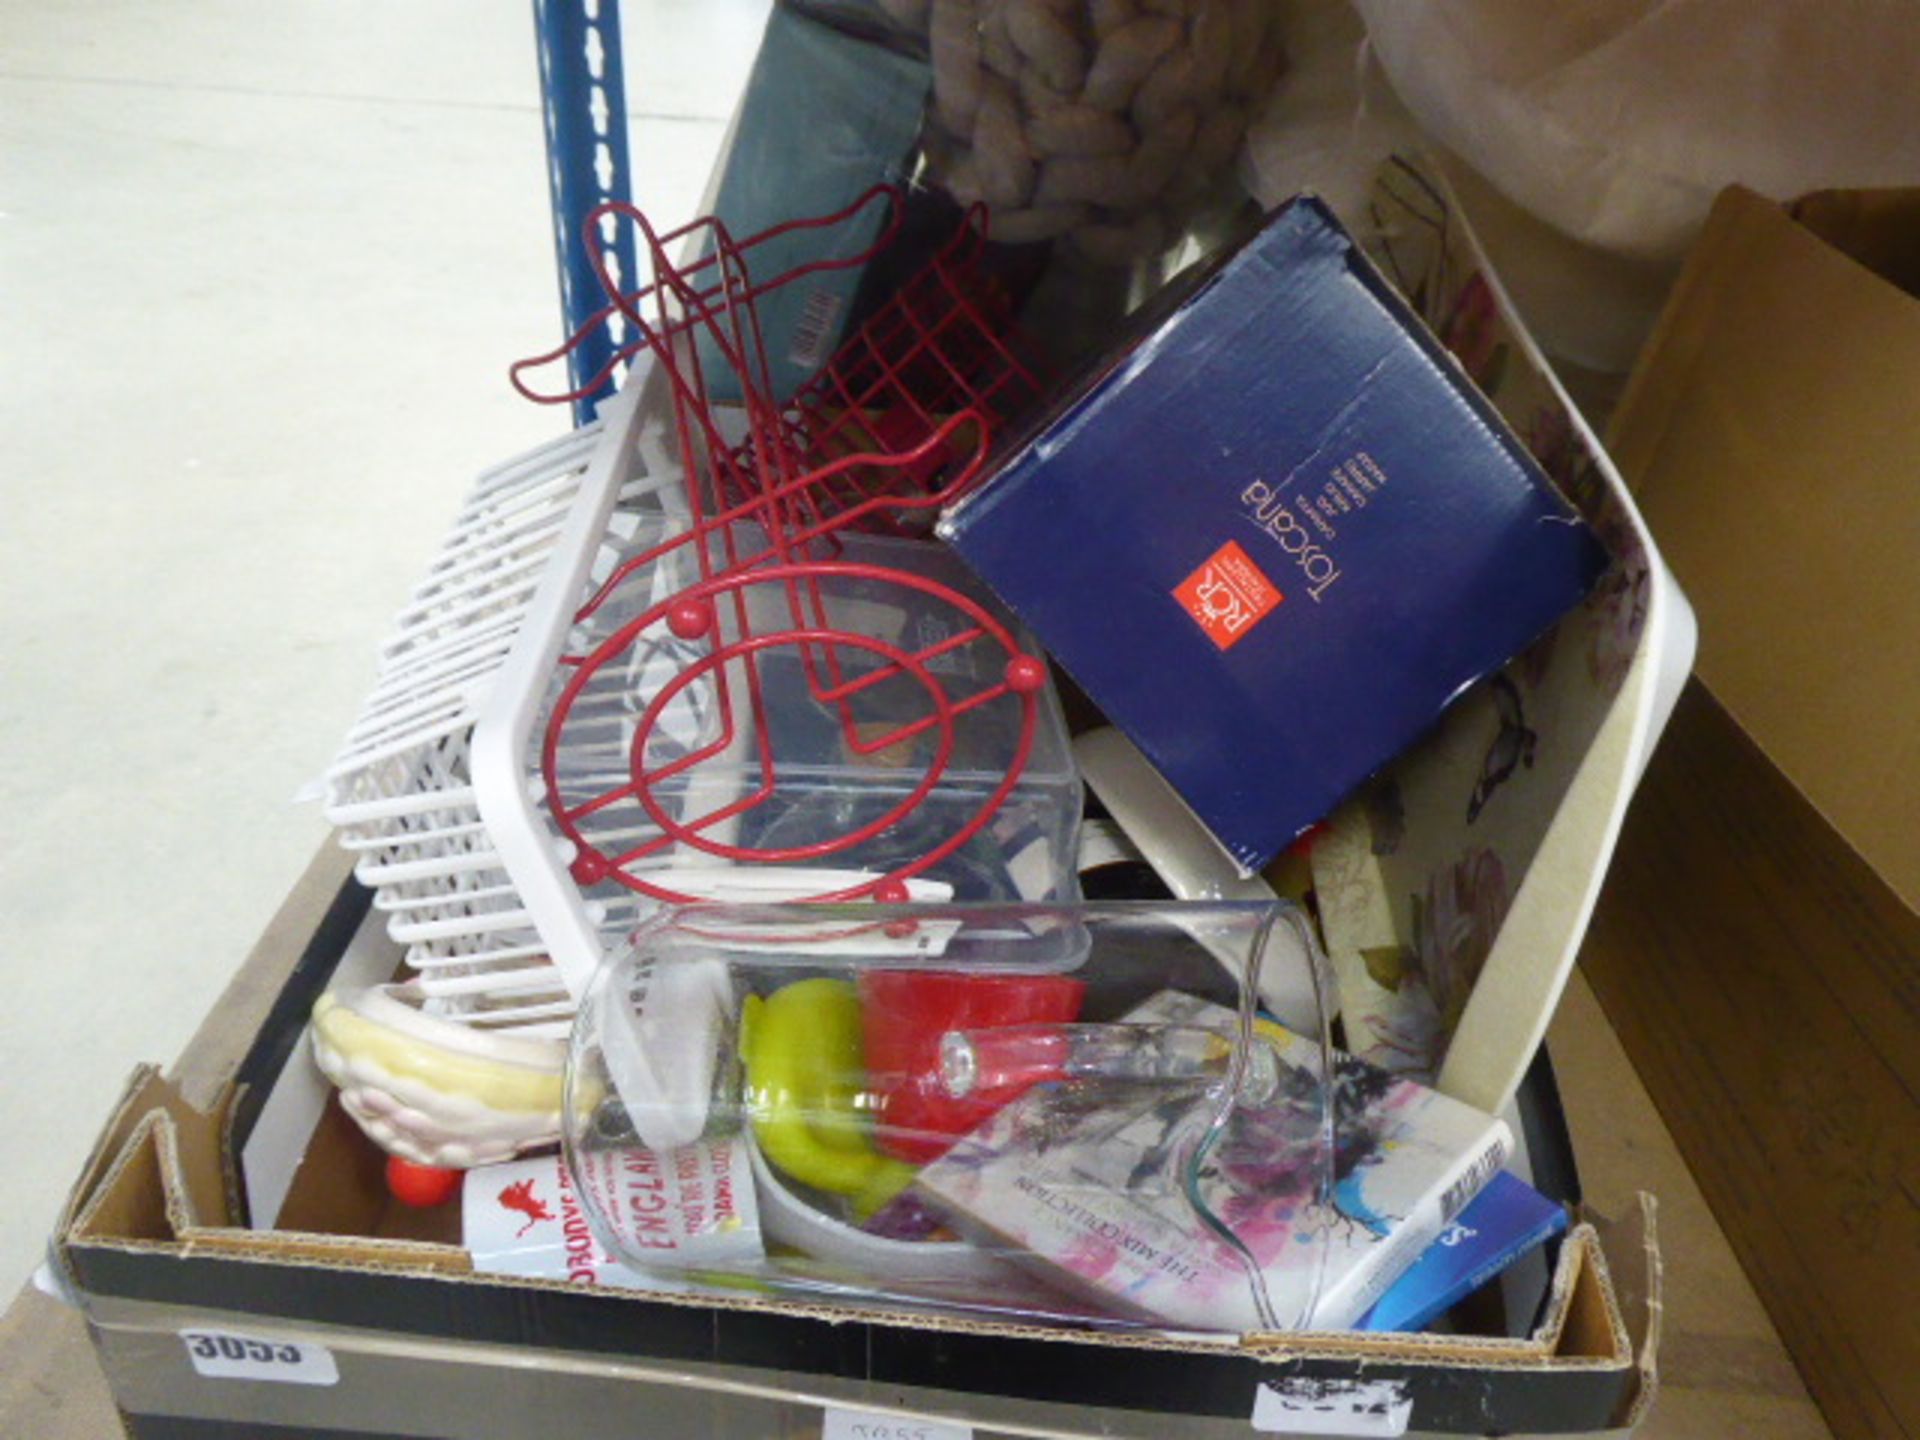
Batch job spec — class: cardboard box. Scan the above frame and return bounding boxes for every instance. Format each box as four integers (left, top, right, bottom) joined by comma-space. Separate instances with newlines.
54, 867, 1659, 1440
1610, 183, 1920, 913
47, 150, 1690, 1437
1593, 184, 1920, 1440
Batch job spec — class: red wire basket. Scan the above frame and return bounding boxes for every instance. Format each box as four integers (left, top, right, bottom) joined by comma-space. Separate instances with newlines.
508, 187, 1064, 908
756, 208, 1039, 532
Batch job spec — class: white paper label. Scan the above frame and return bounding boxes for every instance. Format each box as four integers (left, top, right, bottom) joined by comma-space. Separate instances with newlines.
1251, 1379, 1412, 1436
180, 1330, 338, 1387
821, 1407, 971, 1440
788, 287, 844, 370
466, 1142, 761, 1278
463, 1152, 688, 1292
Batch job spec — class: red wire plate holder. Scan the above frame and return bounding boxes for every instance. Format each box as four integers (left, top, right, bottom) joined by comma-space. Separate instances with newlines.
512, 186, 1053, 907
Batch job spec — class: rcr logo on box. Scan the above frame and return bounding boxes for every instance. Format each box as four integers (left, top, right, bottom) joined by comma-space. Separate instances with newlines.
1174, 540, 1283, 651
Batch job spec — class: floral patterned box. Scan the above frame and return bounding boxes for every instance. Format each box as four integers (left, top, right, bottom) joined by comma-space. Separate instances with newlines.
1311, 157, 1697, 1114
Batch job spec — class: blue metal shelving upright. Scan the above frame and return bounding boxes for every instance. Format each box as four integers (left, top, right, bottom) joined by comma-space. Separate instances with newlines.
533, 0, 638, 424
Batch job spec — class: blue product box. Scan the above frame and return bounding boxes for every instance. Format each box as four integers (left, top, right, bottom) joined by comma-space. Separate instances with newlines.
701, 4, 929, 403
938, 197, 1607, 873
1358, 1171, 1570, 1334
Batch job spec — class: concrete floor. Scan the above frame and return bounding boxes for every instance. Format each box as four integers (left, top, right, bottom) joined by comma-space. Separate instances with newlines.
0, 0, 769, 1296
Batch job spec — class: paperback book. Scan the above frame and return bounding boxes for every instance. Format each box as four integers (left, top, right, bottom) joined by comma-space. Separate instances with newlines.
915, 991, 1512, 1331
1357, 1170, 1568, 1333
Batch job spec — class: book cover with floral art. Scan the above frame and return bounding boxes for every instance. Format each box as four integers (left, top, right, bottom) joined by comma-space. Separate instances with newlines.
914, 991, 1512, 1333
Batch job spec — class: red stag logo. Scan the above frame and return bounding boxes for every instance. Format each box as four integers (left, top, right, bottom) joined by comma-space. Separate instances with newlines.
497, 1179, 554, 1238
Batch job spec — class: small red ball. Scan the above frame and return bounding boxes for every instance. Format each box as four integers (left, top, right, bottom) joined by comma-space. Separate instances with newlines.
387, 1155, 461, 1208
571, 850, 613, 884
1003, 654, 1048, 694
666, 597, 714, 640
873, 878, 911, 905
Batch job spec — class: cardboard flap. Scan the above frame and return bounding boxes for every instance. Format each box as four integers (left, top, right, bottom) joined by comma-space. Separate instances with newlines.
55, 1066, 174, 1246
60, 1066, 240, 1286
1611, 182, 1920, 912
1589, 1194, 1662, 1426
182, 1221, 469, 1273
1547, 1223, 1630, 1369
1790, 187, 1920, 298
69, 1095, 469, 1275
72, 1109, 208, 1247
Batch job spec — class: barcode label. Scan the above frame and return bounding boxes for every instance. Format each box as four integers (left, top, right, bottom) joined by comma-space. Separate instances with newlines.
1439, 1139, 1508, 1224
789, 288, 844, 370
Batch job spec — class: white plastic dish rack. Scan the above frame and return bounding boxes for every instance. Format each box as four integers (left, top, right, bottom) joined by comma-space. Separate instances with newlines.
316, 410, 677, 1037
320, 365, 1006, 1037
318, 385, 831, 1036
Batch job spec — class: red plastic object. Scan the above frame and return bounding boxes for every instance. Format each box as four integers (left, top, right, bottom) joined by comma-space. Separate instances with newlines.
511, 186, 1055, 906
857, 970, 1085, 1163
387, 1156, 462, 1208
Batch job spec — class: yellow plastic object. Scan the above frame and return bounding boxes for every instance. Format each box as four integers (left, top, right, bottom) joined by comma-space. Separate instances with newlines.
741, 979, 915, 1216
